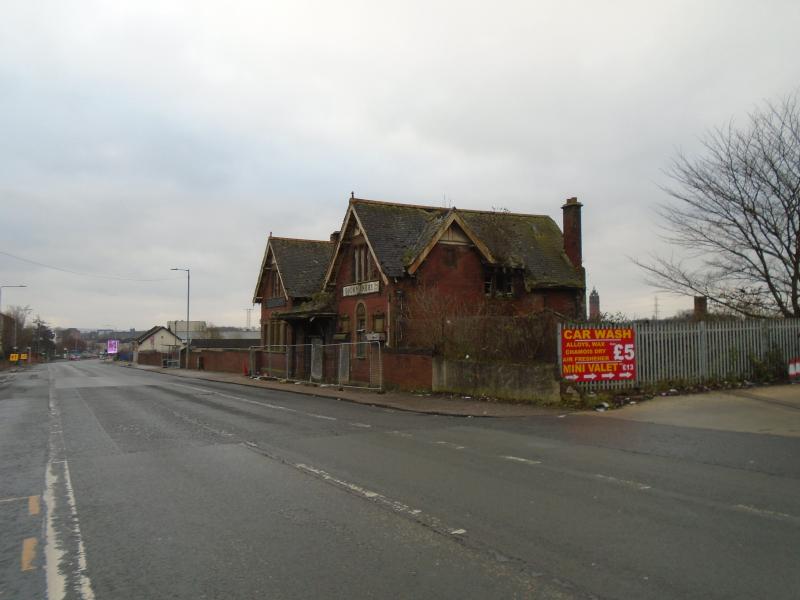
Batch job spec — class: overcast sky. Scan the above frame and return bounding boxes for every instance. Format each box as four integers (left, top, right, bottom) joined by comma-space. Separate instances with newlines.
1, 0, 798, 330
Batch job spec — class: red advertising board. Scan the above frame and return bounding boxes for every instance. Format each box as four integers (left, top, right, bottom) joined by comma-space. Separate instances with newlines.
561, 327, 636, 382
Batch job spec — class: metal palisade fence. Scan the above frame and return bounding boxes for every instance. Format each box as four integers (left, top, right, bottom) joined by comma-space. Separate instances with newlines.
559, 319, 800, 389
250, 341, 383, 391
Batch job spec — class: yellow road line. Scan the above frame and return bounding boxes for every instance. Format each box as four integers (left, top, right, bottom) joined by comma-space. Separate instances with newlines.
21, 537, 37, 571
29, 495, 41, 516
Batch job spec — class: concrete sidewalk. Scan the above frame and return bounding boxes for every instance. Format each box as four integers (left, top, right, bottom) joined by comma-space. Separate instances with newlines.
591, 383, 800, 437
115, 362, 565, 418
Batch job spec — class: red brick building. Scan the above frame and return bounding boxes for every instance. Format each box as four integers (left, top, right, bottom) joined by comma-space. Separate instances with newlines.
253, 196, 586, 366
252, 236, 335, 377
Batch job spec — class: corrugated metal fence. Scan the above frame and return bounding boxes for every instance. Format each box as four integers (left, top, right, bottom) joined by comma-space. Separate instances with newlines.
560, 319, 800, 389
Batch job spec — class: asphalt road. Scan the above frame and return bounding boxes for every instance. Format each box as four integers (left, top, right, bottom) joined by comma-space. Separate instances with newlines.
2, 361, 799, 599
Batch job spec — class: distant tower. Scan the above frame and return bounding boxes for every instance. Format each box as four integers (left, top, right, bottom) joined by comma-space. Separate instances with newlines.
589, 288, 600, 321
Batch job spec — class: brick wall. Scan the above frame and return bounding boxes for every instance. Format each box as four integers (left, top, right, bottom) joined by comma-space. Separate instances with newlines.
432, 357, 560, 404
383, 350, 433, 391
192, 349, 250, 374
415, 243, 485, 303
137, 351, 163, 367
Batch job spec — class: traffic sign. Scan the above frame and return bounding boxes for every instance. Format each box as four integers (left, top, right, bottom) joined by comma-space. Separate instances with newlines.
561, 326, 637, 382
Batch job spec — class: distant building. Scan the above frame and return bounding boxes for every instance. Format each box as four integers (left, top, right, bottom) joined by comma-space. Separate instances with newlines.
134, 326, 183, 362
167, 320, 207, 335
589, 288, 600, 321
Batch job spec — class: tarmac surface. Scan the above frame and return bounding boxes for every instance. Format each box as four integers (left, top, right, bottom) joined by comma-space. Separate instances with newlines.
126, 361, 564, 417
2, 360, 799, 599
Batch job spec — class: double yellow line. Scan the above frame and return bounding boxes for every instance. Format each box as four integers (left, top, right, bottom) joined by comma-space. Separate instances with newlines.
3, 495, 43, 571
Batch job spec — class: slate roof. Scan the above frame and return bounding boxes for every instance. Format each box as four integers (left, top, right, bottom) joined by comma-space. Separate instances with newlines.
134, 326, 181, 344
253, 237, 334, 302
351, 199, 583, 289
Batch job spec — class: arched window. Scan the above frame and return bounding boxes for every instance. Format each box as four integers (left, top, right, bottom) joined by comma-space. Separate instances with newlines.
356, 303, 367, 357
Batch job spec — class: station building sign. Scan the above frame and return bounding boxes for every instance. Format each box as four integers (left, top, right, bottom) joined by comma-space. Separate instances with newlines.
342, 281, 380, 297
561, 326, 636, 382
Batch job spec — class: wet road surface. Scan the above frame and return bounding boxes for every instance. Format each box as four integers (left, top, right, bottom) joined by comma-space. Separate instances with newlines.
2, 361, 799, 599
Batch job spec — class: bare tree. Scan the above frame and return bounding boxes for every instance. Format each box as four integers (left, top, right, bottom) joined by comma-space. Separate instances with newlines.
6, 305, 31, 331
636, 94, 800, 317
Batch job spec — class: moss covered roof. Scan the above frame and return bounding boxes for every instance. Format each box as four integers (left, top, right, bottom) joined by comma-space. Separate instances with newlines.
253, 237, 333, 302
352, 199, 583, 289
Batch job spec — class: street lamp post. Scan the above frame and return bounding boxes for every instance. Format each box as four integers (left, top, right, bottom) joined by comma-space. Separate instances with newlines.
0, 284, 27, 351
171, 268, 190, 369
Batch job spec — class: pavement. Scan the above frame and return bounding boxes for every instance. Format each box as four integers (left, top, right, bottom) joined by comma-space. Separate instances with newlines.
118, 361, 566, 417
592, 383, 800, 437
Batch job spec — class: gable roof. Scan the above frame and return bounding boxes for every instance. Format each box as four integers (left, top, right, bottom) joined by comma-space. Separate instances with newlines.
459, 209, 583, 289
253, 237, 334, 302
135, 325, 181, 345
335, 198, 583, 289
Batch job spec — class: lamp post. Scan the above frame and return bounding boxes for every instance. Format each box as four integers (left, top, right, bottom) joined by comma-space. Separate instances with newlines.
171, 268, 190, 369
0, 284, 27, 351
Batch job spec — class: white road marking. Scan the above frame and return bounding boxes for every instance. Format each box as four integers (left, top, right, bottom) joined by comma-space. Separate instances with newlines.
45, 379, 96, 600
171, 383, 350, 423
0, 496, 29, 504
293, 462, 466, 536
350, 422, 372, 428
388, 430, 413, 438
308, 413, 337, 421
595, 474, 651, 491
435, 441, 466, 450
734, 504, 799, 522
502, 455, 542, 466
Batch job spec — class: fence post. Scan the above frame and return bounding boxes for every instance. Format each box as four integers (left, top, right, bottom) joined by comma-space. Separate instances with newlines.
699, 321, 707, 383
556, 322, 563, 379
377, 341, 383, 392
761, 319, 770, 361
633, 321, 640, 385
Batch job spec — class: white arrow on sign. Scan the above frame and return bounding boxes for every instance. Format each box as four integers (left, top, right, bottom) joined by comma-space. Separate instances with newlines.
564, 374, 579, 381
583, 373, 598, 380
601, 373, 615, 379
619, 372, 633, 379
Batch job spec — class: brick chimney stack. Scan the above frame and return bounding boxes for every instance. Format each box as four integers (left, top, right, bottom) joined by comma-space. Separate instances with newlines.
561, 197, 583, 268
694, 296, 708, 320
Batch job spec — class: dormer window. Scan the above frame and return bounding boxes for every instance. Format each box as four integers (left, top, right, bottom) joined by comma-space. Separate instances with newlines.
484, 269, 515, 298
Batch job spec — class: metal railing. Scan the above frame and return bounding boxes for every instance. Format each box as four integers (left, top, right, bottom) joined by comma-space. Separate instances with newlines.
250, 341, 383, 391
560, 319, 800, 389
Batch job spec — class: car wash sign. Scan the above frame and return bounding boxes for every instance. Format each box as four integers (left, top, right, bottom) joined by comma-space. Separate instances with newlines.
561, 326, 636, 382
